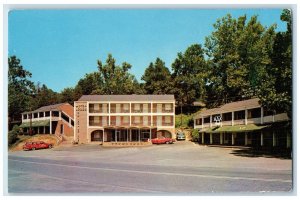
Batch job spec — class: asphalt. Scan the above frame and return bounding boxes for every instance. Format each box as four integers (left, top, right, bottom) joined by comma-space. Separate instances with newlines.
7, 141, 292, 194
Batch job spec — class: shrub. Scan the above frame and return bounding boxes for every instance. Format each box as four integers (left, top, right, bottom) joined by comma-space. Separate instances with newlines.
191, 129, 199, 142
175, 114, 194, 128
8, 125, 19, 147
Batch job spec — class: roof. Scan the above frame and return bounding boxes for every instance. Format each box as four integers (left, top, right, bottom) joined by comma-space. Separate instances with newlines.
19, 120, 50, 128
196, 98, 261, 117
33, 103, 67, 112
200, 124, 268, 133
77, 95, 175, 102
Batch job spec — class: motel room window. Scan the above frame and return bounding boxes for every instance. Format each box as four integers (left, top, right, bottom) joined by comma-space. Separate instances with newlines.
33, 113, 38, 118
135, 116, 141, 123
195, 118, 202, 125
102, 104, 108, 113
143, 104, 148, 113
234, 110, 245, 120
60, 124, 64, 134
157, 104, 162, 113
164, 104, 172, 112
222, 112, 232, 121
123, 104, 129, 113
23, 114, 28, 120
116, 104, 121, 113
164, 116, 171, 126
248, 108, 261, 119
134, 104, 141, 112
203, 117, 210, 124
45, 111, 50, 117
102, 116, 107, 126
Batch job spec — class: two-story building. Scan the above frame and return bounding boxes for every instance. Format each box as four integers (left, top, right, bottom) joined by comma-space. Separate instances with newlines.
20, 103, 74, 137
193, 98, 291, 148
74, 95, 175, 145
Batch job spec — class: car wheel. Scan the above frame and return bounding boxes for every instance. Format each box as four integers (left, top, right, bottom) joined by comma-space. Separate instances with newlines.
166, 141, 169, 144
32, 148, 35, 150
49, 145, 52, 149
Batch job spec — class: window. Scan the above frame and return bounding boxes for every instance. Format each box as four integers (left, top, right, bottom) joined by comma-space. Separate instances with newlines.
165, 104, 172, 111
33, 113, 38, 118
157, 104, 162, 112
248, 108, 261, 118
39, 112, 44, 117
195, 118, 202, 125
234, 110, 245, 120
143, 104, 148, 113
23, 114, 28, 119
203, 117, 210, 124
222, 112, 232, 121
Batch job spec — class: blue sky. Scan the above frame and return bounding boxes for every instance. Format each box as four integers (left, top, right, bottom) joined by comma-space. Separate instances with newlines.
8, 9, 287, 92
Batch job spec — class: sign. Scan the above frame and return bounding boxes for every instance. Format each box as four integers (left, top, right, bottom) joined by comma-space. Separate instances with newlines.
213, 115, 222, 126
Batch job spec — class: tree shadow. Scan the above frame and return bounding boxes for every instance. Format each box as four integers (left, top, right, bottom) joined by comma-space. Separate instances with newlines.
229, 146, 292, 160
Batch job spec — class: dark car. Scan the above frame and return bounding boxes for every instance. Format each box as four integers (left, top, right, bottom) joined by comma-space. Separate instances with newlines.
176, 132, 186, 140
23, 141, 53, 151
151, 137, 175, 144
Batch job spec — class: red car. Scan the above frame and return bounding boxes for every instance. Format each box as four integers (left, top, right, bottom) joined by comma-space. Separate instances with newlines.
151, 137, 175, 144
23, 141, 53, 151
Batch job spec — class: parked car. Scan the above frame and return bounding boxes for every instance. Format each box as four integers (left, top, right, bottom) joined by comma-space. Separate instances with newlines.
23, 141, 53, 151
151, 137, 175, 144
176, 132, 186, 141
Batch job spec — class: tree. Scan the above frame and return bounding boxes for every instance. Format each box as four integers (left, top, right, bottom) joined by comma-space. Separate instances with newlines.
171, 44, 207, 109
97, 54, 143, 95
141, 58, 173, 94
257, 9, 292, 117
204, 14, 276, 107
30, 83, 60, 110
8, 56, 34, 125
74, 72, 103, 100
60, 87, 76, 105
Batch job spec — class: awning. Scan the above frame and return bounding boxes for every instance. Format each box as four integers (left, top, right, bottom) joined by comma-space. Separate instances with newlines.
19, 120, 50, 128
200, 124, 268, 133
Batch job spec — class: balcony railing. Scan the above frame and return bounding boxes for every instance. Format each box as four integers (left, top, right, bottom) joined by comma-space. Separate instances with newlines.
89, 108, 108, 113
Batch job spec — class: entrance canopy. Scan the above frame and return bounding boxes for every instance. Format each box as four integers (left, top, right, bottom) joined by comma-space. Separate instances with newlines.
19, 120, 50, 128
200, 124, 268, 133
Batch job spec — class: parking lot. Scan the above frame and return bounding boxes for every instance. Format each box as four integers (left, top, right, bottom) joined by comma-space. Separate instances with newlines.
8, 141, 292, 194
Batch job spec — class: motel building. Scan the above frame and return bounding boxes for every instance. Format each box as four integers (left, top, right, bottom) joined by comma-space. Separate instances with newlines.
74, 95, 175, 146
193, 98, 291, 149
20, 103, 75, 137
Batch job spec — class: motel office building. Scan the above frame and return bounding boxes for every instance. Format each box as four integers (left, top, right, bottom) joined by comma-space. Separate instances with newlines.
74, 95, 175, 144
194, 98, 291, 149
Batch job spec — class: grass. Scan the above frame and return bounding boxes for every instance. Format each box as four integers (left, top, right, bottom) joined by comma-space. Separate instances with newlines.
9, 134, 58, 152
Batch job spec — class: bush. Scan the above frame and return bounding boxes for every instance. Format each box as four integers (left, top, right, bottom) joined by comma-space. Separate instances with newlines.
191, 129, 199, 142
8, 125, 20, 147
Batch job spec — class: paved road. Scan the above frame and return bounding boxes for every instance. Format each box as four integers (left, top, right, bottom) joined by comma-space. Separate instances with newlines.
8, 141, 292, 194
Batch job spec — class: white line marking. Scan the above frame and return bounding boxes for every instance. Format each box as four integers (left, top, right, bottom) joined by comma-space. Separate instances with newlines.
9, 158, 291, 183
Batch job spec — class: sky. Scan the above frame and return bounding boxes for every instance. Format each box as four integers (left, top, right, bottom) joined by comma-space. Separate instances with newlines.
8, 8, 288, 92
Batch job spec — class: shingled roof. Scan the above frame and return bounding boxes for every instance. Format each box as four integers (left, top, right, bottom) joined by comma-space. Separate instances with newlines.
22, 103, 71, 114
77, 95, 175, 102
196, 98, 261, 117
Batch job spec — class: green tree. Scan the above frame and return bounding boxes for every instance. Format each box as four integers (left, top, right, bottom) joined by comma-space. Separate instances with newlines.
141, 58, 173, 94
8, 56, 34, 125
204, 14, 276, 107
171, 44, 207, 109
97, 54, 143, 94
74, 72, 103, 100
30, 83, 60, 110
257, 9, 292, 117
60, 87, 76, 105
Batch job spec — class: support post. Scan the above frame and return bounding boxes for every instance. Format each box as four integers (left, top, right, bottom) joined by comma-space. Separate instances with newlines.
232, 133, 235, 145
127, 129, 129, 142
245, 133, 248, 146
261, 107, 264, 124
115, 130, 117, 142
210, 133, 213, 144
260, 132, 264, 146
245, 109, 248, 125
139, 128, 141, 142
44, 126, 46, 134
273, 131, 276, 147
202, 132, 204, 144
50, 111, 52, 134
232, 112, 234, 126
220, 133, 223, 145
103, 130, 105, 143
287, 132, 291, 148
210, 115, 212, 128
